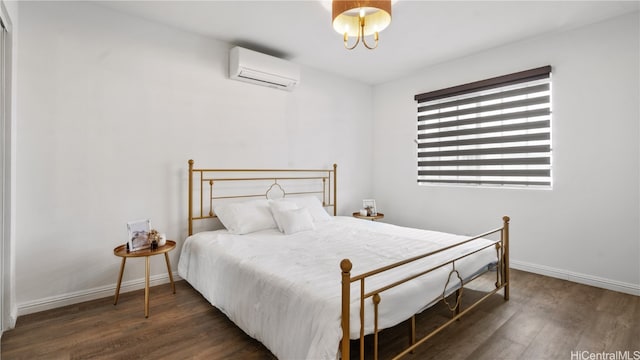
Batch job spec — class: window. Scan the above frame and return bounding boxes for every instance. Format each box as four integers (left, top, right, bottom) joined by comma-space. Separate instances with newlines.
415, 66, 552, 188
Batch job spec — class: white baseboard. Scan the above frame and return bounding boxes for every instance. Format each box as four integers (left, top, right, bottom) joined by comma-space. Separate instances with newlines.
511, 260, 640, 296
17, 272, 182, 316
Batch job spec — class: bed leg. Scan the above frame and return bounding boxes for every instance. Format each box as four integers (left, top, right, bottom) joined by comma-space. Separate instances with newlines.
373, 294, 381, 360
410, 315, 416, 354
341, 259, 352, 360
502, 216, 510, 301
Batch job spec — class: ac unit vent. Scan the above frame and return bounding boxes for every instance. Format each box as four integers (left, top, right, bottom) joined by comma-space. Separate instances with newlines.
229, 47, 300, 91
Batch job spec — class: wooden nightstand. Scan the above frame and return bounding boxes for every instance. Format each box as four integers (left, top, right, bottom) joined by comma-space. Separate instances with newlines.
352, 212, 385, 221
113, 240, 176, 318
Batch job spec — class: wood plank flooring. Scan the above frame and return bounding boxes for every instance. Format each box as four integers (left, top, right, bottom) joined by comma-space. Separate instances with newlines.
2, 269, 638, 359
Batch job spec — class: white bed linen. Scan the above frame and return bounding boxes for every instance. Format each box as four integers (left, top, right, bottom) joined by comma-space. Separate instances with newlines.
178, 217, 498, 360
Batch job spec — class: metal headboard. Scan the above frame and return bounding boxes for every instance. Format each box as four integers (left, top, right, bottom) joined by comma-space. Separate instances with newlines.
188, 159, 337, 236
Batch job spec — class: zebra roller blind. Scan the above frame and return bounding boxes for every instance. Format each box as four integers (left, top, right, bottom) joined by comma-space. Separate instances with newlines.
415, 66, 552, 187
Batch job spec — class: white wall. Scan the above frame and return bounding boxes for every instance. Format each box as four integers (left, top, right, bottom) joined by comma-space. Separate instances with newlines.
15, 2, 373, 313
372, 12, 640, 294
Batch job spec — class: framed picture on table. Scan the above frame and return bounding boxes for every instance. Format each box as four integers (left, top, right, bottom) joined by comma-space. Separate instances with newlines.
362, 199, 377, 216
127, 219, 151, 251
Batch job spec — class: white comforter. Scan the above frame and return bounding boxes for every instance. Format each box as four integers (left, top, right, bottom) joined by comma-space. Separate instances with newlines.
178, 217, 498, 360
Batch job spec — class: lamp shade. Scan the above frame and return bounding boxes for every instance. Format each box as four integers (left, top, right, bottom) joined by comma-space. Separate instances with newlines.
332, 1, 392, 37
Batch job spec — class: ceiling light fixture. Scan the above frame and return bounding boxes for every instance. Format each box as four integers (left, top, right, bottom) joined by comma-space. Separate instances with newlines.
332, 1, 392, 50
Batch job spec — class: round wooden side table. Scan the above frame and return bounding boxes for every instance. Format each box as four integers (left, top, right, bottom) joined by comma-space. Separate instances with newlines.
113, 240, 176, 318
352, 212, 385, 221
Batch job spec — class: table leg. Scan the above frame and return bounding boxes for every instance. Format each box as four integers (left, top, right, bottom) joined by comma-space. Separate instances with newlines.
144, 256, 150, 318
164, 252, 176, 294
114, 257, 126, 305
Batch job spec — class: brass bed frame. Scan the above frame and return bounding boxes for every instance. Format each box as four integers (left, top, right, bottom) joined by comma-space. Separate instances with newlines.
186, 159, 510, 360
340, 217, 510, 360
187, 159, 337, 236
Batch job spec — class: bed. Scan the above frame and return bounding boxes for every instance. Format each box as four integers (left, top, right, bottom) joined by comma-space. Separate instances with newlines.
178, 160, 510, 360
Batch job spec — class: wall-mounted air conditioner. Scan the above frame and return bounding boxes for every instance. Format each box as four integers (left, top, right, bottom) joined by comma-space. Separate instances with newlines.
229, 46, 300, 91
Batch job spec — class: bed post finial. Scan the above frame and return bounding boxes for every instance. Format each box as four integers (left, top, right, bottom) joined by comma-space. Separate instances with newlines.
340, 258, 352, 272
340, 258, 351, 359
502, 216, 510, 301
188, 160, 194, 236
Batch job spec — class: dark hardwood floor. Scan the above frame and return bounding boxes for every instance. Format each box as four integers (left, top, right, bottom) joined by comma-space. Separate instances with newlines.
2, 269, 638, 359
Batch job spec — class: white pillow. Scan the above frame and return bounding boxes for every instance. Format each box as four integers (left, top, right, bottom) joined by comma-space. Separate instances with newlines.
214, 199, 277, 235
287, 196, 332, 223
270, 200, 299, 232
278, 208, 316, 235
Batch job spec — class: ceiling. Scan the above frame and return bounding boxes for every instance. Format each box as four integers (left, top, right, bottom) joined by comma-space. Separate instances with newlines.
98, 1, 639, 85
